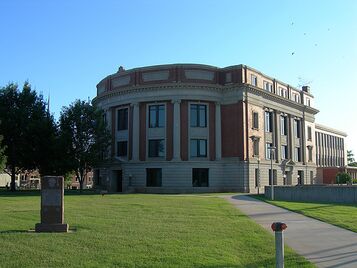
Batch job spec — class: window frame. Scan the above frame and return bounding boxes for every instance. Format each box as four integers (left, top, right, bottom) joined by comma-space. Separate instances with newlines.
190, 139, 207, 158
116, 141, 128, 157
190, 104, 207, 128
192, 168, 209, 187
146, 168, 162, 187
148, 139, 165, 158
251, 74, 257, 86
148, 104, 165, 128
117, 108, 129, 131
252, 112, 259, 129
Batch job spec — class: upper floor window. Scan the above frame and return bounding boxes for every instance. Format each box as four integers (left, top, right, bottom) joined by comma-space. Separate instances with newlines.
117, 141, 128, 157
190, 139, 207, 157
148, 139, 165, 157
265, 111, 273, 132
295, 147, 301, 162
265, 143, 274, 160
294, 119, 301, 138
279, 87, 287, 98
251, 74, 257, 86
281, 145, 288, 160
252, 112, 259, 129
306, 98, 311, 106
263, 81, 273, 92
307, 126, 312, 141
117, 108, 128, 131
149, 104, 165, 128
308, 146, 313, 162
293, 93, 300, 103
280, 116, 288, 135
190, 104, 207, 127
253, 139, 259, 156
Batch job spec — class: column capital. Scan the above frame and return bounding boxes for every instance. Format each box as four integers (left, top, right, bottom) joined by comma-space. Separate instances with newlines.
130, 102, 140, 107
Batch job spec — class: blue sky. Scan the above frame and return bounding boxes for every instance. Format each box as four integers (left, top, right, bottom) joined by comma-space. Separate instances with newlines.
0, 0, 356, 155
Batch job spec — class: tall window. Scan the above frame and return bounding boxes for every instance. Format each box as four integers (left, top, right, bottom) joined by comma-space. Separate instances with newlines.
265, 111, 273, 132
255, 169, 259, 188
192, 168, 209, 187
264, 81, 273, 92
190, 104, 207, 127
280, 116, 287, 135
294, 93, 300, 103
251, 74, 257, 86
308, 146, 313, 162
306, 98, 311, 106
252, 112, 259, 129
146, 168, 162, 187
253, 139, 259, 156
281, 145, 288, 160
266, 143, 274, 159
117, 108, 128, 131
117, 141, 127, 157
307, 126, 312, 141
294, 119, 301, 138
190, 139, 207, 157
295, 147, 301, 162
148, 139, 165, 157
279, 87, 287, 98
149, 105, 165, 128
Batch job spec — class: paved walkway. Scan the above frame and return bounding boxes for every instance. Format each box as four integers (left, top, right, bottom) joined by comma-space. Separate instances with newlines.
223, 195, 357, 268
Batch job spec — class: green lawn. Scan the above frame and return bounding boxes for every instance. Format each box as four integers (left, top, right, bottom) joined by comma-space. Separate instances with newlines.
254, 195, 357, 233
0, 193, 313, 268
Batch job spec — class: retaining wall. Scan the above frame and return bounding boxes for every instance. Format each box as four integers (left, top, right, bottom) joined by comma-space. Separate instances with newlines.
265, 185, 357, 204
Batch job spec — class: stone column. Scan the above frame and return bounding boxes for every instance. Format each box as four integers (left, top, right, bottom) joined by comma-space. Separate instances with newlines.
172, 99, 181, 160
288, 115, 294, 160
132, 102, 140, 161
301, 119, 307, 164
215, 102, 222, 160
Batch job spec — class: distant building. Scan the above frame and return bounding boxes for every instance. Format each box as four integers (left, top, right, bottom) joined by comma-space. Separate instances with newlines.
69, 172, 93, 189
93, 63, 347, 193
0, 172, 20, 188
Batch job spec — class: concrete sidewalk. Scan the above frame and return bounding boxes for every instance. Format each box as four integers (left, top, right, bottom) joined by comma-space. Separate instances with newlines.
223, 195, 357, 268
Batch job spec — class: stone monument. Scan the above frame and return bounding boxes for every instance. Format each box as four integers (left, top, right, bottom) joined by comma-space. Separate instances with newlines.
35, 176, 69, 232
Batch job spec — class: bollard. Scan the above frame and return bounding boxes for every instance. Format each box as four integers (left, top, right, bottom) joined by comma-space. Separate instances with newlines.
271, 222, 287, 268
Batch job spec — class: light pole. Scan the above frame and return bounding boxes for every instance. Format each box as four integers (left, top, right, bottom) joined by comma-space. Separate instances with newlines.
269, 146, 276, 200
257, 158, 261, 194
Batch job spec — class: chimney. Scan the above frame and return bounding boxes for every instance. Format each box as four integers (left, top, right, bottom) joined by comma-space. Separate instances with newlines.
118, 66, 125, 73
302, 86, 310, 93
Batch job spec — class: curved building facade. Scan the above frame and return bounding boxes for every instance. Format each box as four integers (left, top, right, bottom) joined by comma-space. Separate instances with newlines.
92, 63, 343, 193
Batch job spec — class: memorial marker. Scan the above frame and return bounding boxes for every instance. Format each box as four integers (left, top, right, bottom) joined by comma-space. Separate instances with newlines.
35, 176, 69, 232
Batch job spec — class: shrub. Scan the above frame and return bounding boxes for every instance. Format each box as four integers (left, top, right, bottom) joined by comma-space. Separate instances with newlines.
336, 172, 352, 184
353, 178, 357, 184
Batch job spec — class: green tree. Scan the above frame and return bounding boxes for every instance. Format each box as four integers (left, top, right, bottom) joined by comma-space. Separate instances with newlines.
0, 82, 58, 191
59, 100, 110, 191
347, 150, 355, 164
336, 172, 352, 184
0, 135, 6, 171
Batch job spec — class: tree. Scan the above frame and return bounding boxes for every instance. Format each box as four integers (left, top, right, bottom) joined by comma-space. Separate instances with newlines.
59, 100, 110, 191
336, 172, 352, 184
347, 150, 354, 164
0, 135, 6, 171
0, 82, 58, 191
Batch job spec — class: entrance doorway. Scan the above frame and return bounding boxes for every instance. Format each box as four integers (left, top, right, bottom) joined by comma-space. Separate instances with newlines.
116, 170, 123, 192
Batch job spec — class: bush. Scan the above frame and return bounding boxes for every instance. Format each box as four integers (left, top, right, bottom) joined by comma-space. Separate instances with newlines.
353, 178, 357, 184
336, 172, 352, 184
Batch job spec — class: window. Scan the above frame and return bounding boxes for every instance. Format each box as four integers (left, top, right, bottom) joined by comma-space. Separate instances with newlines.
294, 93, 300, 103
279, 87, 287, 98
117, 141, 128, 157
298, 170, 304, 185
146, 168, 162, 187
308, 146, 313, 162
295, 147, 301, 162
190, 139, 207, 157
281, 145, 288, 160
306, 98, 311, 106
252, 112, 259, 129
307, 126, 312, 141
190, 104, 207, 127
149, 105, 165, 128
264, 81, 273, 92
117, 108, 128, 131
265, 111, 273, 132
255, 169, 259, 188
253, 139, 259, 156
251, 74, 257, 86
280, 116, 287, 135
192, 168, 209, 187
269, 169, 277, 185
148, 139, 165, 157
266, 143, 274, 159
294, 119, 301, 138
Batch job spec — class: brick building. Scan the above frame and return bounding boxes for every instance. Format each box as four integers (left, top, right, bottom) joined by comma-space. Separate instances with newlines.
92, 64, 347, 193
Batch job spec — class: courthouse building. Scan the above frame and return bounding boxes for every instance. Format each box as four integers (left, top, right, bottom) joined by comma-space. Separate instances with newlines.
92, 64, 347, 193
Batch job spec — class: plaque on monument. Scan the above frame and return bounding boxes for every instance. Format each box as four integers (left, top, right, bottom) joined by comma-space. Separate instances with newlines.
35, 176, 69, 232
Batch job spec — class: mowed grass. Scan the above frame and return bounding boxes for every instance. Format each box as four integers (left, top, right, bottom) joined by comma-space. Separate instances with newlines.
254, 195, 357, 233
0, 193, 313, 268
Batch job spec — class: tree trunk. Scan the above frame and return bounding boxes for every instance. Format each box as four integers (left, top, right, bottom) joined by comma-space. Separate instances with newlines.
10, 165, 16, 191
